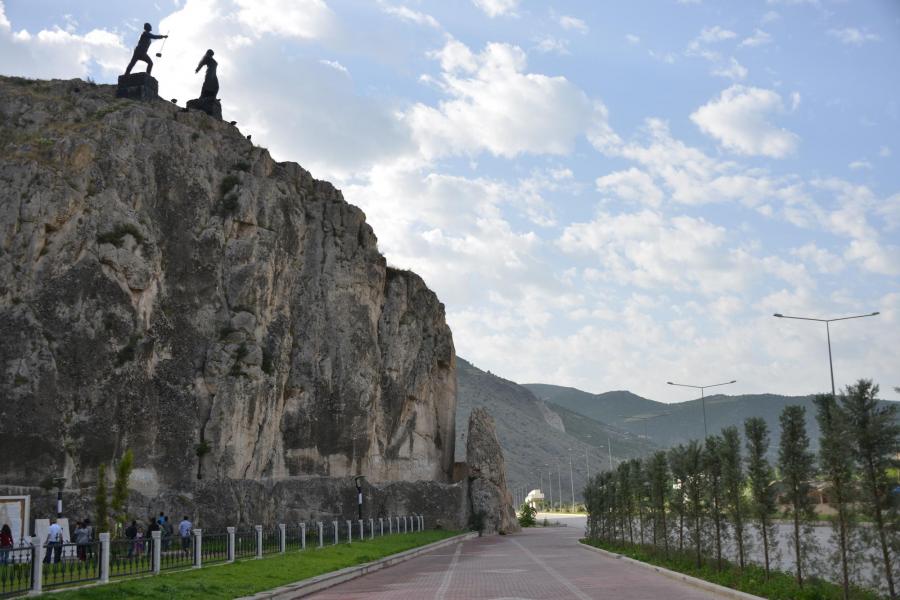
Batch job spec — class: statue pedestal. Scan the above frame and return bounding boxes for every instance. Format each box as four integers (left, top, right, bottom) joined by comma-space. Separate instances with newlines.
186, 97, 222, 120
116, 73, 158, 101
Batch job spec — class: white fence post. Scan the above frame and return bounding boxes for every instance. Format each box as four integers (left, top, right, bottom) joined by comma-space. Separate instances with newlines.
227, 527, 235, 563
369, 518, 374, 540
99, 532, 110, 583
332, 521, 338, 545
402, 516, 407, 534
193, 529, 202, 568
255, 525, 263, 559
151, 530, 161, 574
30, 537, 42, 593
420, 515, 425, 530
318, 522, 324, 548
278, 524, 286, 554
358, 520, 363, 541
346, 520, 352, 543
379, 518, 384, 537
300, 523, 307, 550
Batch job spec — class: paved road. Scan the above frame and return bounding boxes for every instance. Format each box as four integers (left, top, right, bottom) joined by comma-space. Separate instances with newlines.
305, 519, 725, 599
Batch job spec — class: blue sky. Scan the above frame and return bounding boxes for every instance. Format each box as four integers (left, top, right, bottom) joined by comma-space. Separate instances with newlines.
2, 0, 898, 401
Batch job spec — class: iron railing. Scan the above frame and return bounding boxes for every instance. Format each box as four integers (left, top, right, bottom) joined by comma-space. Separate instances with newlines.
0, 546, 33, 598
159, 536, 193, 571
108, 537, 153, 578
260, 528, 280, 555
201, 532, 228, 565
41, 542, 101, 589
234, 529, 256, 559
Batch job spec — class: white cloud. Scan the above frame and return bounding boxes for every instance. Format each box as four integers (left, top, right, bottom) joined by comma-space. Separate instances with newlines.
761, 11, 780, 23
711, 57, 748, 80
407, 40, 596, 159
691, 85, 799, 158
827, 27, 880, 46
879, 146, 891, 158
790, 91, 801, 111
595, 168, 664, 207
534, 36, 569, 55
0, 2, 128, 78
234, 0, 334, 39
377, 2, 441, 29
697, 25, 736, 43
791, 243, 844, 273
625, 34, 640, 45
472, 0, 519, 18
740, 29, 772, 47
558, 15, 588, 33
319, 58, 348, 73
848, 159, 872, 170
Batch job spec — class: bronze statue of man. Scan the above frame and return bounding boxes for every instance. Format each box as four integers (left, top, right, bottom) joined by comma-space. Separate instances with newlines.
195, 49, 219, 99
124, 23, 167, 75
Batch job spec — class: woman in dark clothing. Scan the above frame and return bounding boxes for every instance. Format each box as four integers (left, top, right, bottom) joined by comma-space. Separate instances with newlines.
0, 524, 13, 564
195, 49, 219, 99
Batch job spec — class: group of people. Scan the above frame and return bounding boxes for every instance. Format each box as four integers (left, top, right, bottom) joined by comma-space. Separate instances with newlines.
124, 512, 192, 556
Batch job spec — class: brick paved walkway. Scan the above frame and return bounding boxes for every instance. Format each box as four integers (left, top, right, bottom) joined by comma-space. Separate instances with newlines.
305, 524, 727, 599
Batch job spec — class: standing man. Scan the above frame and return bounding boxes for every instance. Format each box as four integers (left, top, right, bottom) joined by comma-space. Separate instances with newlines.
43, 519, 63, 564
124, 23, 167, 75
178, 516, 192, 554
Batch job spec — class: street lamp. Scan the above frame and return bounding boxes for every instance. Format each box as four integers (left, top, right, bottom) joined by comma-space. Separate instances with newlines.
354, 476, 365, 520
53, 477, 66, 518
544, 464, 552, 511
773, 311, 879, 397
667, 380, 736, 438
567, 450, 575, 511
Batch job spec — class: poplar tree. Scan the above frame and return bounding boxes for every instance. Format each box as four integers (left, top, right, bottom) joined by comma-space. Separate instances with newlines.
629, 459, 648, 546
720, 426, 747, 572
668, 445, 688, 551
745, 416, 777, 580
814, 394, 857, 600
840, 380, 899, 599
682, 440, 706, 568
110, 448, 134, 529
778, 405, 816, 587
647, 450, 670, 556
704, 435, 726, 571
616, 461, 635, 545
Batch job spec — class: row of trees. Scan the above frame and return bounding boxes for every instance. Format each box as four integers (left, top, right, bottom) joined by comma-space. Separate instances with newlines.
584, 380, 899, 599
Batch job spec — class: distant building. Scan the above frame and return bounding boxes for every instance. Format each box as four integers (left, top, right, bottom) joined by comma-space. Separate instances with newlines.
524, 489, 545, 507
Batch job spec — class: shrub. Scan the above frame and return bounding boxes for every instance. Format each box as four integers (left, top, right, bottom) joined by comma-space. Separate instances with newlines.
518, 503, 537, 527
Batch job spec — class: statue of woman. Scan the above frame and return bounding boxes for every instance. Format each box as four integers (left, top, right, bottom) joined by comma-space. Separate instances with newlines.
195, 49, 218, 99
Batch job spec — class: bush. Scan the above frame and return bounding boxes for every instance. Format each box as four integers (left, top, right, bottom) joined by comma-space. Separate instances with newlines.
518, 503, 537, 527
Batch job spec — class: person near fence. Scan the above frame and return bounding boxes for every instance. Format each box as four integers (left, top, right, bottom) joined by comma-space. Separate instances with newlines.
73, 521, 90, 561
157, 511, 166, 526
83, 518, 94, 560
125, 520, 138, 558
162, 515, 173, 551
178, 516, 192, 553
0, 523, 12, 564
43, 518, 63, 564
134, 526, 145, 556
147, 518, 160, 556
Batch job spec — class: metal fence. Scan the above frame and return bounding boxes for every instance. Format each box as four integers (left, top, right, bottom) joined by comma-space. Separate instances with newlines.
159, 535, 193, 572
0, 546, 33, 598
261, 528, 280, 555
108, 537, 153, 579
6, 515, 424, 596
201, 532, 228, 565
41, 542, 101, 590
234, 529, 256, 559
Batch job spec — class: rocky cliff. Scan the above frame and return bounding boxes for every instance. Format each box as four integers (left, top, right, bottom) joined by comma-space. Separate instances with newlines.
0, 76, 456, 495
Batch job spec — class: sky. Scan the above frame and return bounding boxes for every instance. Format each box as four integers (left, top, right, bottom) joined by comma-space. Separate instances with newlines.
1, 0, 898, 402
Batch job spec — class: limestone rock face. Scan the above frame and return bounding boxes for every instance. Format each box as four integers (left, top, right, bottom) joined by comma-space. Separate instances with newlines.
465, 408, 519, 534
0, 77, 456, 492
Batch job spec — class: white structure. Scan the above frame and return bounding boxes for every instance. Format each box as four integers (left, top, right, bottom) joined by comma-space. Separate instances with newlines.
524, 489, 545, 507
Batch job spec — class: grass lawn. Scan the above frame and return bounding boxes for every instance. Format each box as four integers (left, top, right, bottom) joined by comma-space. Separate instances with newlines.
52, 530, 460, 600
581, 538, 882, 600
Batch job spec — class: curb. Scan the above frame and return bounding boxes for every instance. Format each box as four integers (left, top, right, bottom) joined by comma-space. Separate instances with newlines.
578, 541, 765, 600
239, 532, 476, 599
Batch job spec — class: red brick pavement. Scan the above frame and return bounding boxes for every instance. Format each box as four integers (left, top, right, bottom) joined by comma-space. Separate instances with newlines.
304, 525, 727, 599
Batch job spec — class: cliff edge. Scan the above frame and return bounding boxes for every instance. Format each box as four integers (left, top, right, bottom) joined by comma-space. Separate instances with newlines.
0, 76, 456, 495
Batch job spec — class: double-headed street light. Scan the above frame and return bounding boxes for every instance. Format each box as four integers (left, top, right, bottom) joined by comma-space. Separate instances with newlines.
773, 311, 879, 397
667, 380, 736, 439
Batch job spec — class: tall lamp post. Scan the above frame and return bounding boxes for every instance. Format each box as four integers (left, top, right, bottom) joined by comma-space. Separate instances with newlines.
667, 380, 736, 438
354, 476, 365, 520
544, 464, 552, 511
567, 450, 575, 511
773, 311, 879, 397
555, 458, 562, 511
53, 477, 66, 518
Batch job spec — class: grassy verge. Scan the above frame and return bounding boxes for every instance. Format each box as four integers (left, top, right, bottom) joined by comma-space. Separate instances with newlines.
581, 538, 882, 600
53, 530, 460, 600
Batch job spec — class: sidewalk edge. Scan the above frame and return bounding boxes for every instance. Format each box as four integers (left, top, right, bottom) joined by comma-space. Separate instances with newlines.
578, 541, 766, 600
240, 532, 476, 600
